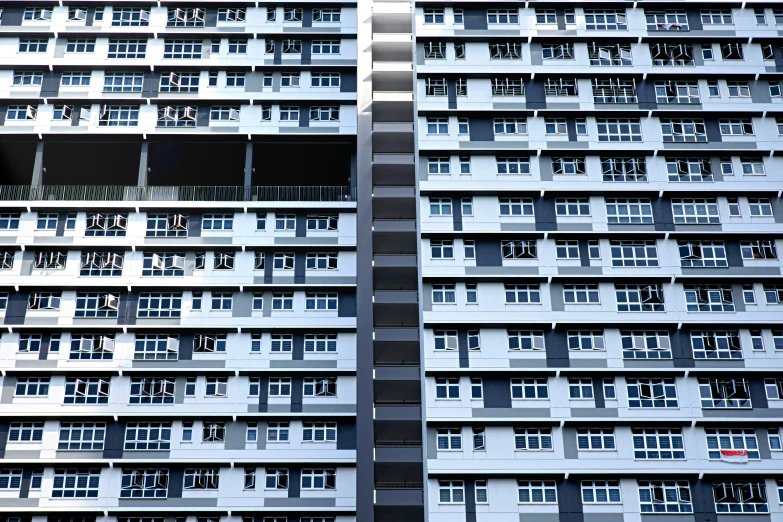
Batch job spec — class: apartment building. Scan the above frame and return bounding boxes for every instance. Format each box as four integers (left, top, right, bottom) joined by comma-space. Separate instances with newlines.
0, 2, 359, 522
2, 1, 783, 522
411, 2, 783, 522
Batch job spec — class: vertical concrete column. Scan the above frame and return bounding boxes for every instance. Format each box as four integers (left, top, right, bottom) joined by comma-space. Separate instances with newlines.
137, 142, 149, 187
30, 142, 44, 187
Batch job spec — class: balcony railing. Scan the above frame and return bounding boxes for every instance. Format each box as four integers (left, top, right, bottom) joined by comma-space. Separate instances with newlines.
0, 185, 356, 203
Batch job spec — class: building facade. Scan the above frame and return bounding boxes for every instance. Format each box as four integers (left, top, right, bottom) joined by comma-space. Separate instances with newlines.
1, 1, 783, 522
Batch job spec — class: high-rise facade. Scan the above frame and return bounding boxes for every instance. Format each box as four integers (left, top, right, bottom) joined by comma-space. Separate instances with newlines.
2, 2, 783, 522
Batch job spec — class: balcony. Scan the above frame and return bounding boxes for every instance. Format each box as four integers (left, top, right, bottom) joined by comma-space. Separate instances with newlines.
0, 185, 356, 203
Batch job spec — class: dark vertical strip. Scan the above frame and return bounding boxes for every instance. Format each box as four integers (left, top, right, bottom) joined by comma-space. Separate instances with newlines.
672, 330, 695, 368
558, 479, 584, 522
447, 80, 457, 109
258, 377, 269, 413
301, 40, 312, 65
452, 197, 463, 232
4, 292, 27, 325
692, 479, 716, 522
686, 10, 704, 31
749, 379, 769, 408
0, 422, 9, 458
288, 469, 301, 497
294, 252, 305, 284
566, 119, 577, 141
302, 9, 313, 27
19, 469, 32, 498
264, 252, 273, 283
483, 379, 511, 408
293, 334, 304, 361
337, 293, 357, 317
555, 9, 567, 30
291, 377, 303, 412
578, 241, 590, 267
273, 40, 282, 64
102, 421, 124, 458
168, 469, 184, 498
299, 106, 310, 127
85, 8, 95, 25
535, 197, 557, 231
545, 330, 569, 368
475, 240, 502, 267
592, 380, 605, 408
178, 334, 194, 361
465, 480, 477, 522
204, 8, 218, 27
467, 118, 494, 142
463, 9, 488, 30
295, 215, 307, 237
187, 214, 202, 237
725, 242, 744, 267
38, 334, 50, 360
336, 421, 357, 450
458, 331, 469, 368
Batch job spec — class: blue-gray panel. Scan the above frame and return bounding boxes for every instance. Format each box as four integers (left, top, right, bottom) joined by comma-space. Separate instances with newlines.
464, 9, 488, 30
85, 8, 95, 25
686, 10, 704, 31
294, 252, 305, 283
102, 421, 124, 459
578, 241, 590, 267
483, 378, 511, 408
566, 119, 577, 141
19, 469, 32, 498
340, 72, 357, 93
1, 7, 24, 25
293, 334, 304, 361
545, 330, 569, 368
38, 334, 50, 360
535, 197, 557, 231
749, 379, 769, 408
291, 376, 303, 413
525, 79, 546, 108
178, 334, 194, 361
302, 9, 312, 28
118, 292, 138, 326
168, 469, 184, 498
302, 41, 312, 65
0, 106, 7, 126
299, 105, 310, 127
143, 71, 161, 98
41, 72, 61, 98
0, 422, 8, 458
592, 380, 605, 408
274, 40, 282, 64
652, 198, 675, 232
296, 215, 307, 237
338, 292, 356, 317
452, 198, 463, 232
288, 469, 301, 498
336, 421, 356, 450
55, 214, 67, 237
558, 479, 584, 522
196, 107, 210, 127
555, 9, 567, 30
204, 8, 218, 27
447, 80, 458, 110
637, 80, 658, 110
188, 214, 202, 237
4, 292, 27, 325
704, 119, 722, 142
458, 331, 469, 368
475, 240, 501, 266
692, 479, 717, 522
671, 330, 695, 368
465, 480, 477, 522
258, 377, 269, 412
468, 118, 495, 142
725, 242, 744, 267
264, 252, 273, 283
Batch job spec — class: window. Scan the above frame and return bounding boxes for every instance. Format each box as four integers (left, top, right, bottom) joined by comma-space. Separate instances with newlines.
305, 292, 338, 311
470, 377, 482, 397
568, 331, 605, 351
639, 480, 692, 512
270, 334, 292, 353
129, 377, 175, 404
502, 240, 537, 259
632, 428, 685, 459
684, 285, 735, 312
429, 197, 452, 216
248, 379, 260, 398
9, 422, 44, 442
720, 119, 753, 136
766, 378, 783, 400
303, 377, 336, 397
70, 334, 115, 360
80, 252, 123, 277
202, 422, 226, 442
454, 42, 466, 59
6, 105, 37, 120
311, 72, 340, 87
699, 378, 751, 408
28, 291, 62, 310
439, 480, 464, 503
435, 378, 460, 399
64, 377, 109, 404
661, 119, 707, 142
679, 241, 727, 267
113, 8, 149, 26
272, 293, 293, 311
489, 42, 522, 59
556, 240, 579, 259
728, 198, 741, 217
138, 292, 182, 318
464, 240, 475, 259
511, 378, 548, 399
508, 330, 545, 351
545, 78, 578, 96
518, 480, 557, 503
610, 241, 658, 267
423, 41, 447, 59
564, 284, 600, 304
553, 158, 586, 175
265, 468, 288, 490
555, 198, 590, 216
586, 9, 627, 29
714, 482, 767, 513
121, 469, 168, 498
515, 428, 552, 450
626, 378, 678, 408
622, 331, 671, 359
589, 43, 632, 65
606, 199, 653, 224
108, 39, 147, 59
194, 334, 227, 354
15, 377, 49, 396
124, 422, 170, 450
499, 198, 534, 216
505, 284, 541, 304
472, 427, 486, 450
218, 8, 246, 22
431, 240, 454, 260
227, 39, 247, 54
18, 38, 48, 53
210, 106, 240, 121
52, 469, 100, 498
269, 377, 292, 397
66, 39, 95, 53
577, 428, 615, 450
458, 118, 469, 134
268, 422, 290, 442
142, 252, 185, 277
655, 80, 699, 104
667, 158, 713, 182
23, 7, 53, 21
301, 469, 336, 490
742, 241, 777, 259
672, 199, 720, 224
706, 428, 759, 460
61, 71, 91, 86
205, 377, 228, 397
592, 78, 637, 103
453, 9, 464, 24
104, 72, 146, 93
310, 106, 339, 121
314, 8, 340, 22
542, 44, 573, 60
184, 469, 219, 489
437, 428, 462, 450
650, 43, 694, 65
771, 82, 782, 98
33, 251, 66, 269
487, 9, 519, 24
721, 43, 744, 60
582, 481, 621, 503
99, 105, 139, 126
426, 117, 449, 135
13, 71, 43, 86
768, 429, 781, 451
303, 422, 336, 442
146, 214, 188, 237
568, 378, 594, 399
749, 198, 774, 217
164, 39, 202, 59
434, 330, 458, 351
597, 118, 642, 142
740, 157, 765, 175
494, 118, 527, 135
492, 78, 524, 96
312, 40, 340, 54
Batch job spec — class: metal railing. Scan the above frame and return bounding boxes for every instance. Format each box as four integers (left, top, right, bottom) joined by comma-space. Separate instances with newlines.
0, 185, 356, 203
376, 482, 424, 489
375, 440, 423, 447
